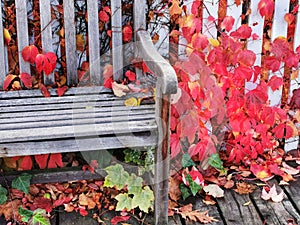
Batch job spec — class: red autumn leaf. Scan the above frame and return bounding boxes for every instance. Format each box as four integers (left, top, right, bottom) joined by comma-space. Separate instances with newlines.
35, 54, 46, 73
3, 74, 17, 90
237, 50, 256, 67
22, 45, 39, 64
290, 88, 300, 109
284, 13, 295, 25
191, 0, 201, 15
258, 0, 274, 18
272, 123, 294, 139
35, 52, 57, 75
122, 25, 133, 43
19, 156, 33, 170
32, 197, 53, 212
53, 197, 72, 208
125, 70, 136, 81
45, 52, 57, 74
81, 61, 89, 71
39, 84, 51, 97
57, 86, 68, 97
99, 10, 110, 23
19, 73, 32, 88
268, 76, 283, 91
191, 33, 209, 50
230, 24, 252, 39
221, 16, 235, 32
104, 77, 113, 89
34, 154, 49, 169
77, 207, 88, 216
47, 153, 63, 168
264, 56, 281, 72
250, 164, 272, 180
111, 215, 130, 225
170, 133, 181, 158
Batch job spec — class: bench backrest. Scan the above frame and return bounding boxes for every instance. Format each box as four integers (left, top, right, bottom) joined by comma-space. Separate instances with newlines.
0, 0, 147, 89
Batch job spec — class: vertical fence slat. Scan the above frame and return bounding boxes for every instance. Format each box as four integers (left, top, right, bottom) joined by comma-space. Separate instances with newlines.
63, 0, 77, 86
111, 0, 123, 81
202, 0, 219, 39
40, 0, 55, 85
0, 6, 6, 89
134, 0, 146, 32
15, 0, 30, 75
87, 0, 101, 85
226, 0, 242, 30
268, 1, 290, 107
245, 0, 265, 91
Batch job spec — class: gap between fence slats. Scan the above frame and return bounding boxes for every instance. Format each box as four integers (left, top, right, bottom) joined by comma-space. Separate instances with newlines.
0, 6, 6, 88
202, 0, 219, 39
63, 0, 77, 86
40, 0, 55, 85
15, 0, 30, 75
87, 0, 101, 85
226, 0, 242, 31
111, 0, 123, 81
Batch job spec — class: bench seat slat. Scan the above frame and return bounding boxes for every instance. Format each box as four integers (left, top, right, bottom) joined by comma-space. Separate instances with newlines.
0, 135, 156, 157
0, 118, 156, 143
0, 113, 155, 130
0, 6, 6, 89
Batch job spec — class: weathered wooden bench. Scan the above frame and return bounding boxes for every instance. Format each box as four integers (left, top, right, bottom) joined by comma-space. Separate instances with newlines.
0, 0, 177, 224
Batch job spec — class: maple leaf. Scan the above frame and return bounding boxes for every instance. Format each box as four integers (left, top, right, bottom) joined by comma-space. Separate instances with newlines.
178, 204, 218, 223
22, 45, 39, 64
250, 164, 272, 180
111, 215, 130, 225
122, 25, 133, 43
47, 153, 63, 168
261, 184, 284, 202
258, 0, 274, 18
131, 186, 154, 212
3, 74, 17, 90
221, 16, 235, 32
234, 182, 256, 194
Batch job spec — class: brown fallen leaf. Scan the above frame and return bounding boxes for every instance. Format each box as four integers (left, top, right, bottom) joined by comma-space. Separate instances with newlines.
178, 204, 218, 224
234, 182, 257, 194
168, 177, 182, 201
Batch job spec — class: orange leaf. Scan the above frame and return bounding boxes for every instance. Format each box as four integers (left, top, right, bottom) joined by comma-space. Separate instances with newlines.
22, 45, 39, 64
39, 84, 51, 98
19, 73, 32, 88
3, 74, 17, 90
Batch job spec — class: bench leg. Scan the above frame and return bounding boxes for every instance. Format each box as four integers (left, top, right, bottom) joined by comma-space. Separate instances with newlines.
154, 95, 171, 225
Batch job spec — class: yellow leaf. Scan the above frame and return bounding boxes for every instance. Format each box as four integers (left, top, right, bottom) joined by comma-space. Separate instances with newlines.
243, 201, 251, 206
124, 97, 139, 106
291, 70, 299, 80
209, 38, 220, 47
3, 28, 11, 45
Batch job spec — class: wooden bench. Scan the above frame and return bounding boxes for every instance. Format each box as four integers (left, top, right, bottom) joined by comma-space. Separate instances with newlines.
0, 0, 177, 224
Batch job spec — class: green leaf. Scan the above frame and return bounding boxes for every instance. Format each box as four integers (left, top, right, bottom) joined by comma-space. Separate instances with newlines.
0, 185, 7, 204
18, 207, 33, 223
132, 186, 154, 212
208, 153, 224, 170
180, 183, 191, 200
186, 174, 202, 196
12, 173, 32, 194
115, 193, 133, 211
104, 164, 129, 190
31, 209, 50, 225
181, 153, 195, 168
127, 173, 143, 195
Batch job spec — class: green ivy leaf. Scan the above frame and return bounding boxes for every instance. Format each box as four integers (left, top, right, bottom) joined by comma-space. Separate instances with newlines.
31, 209, 50, 225
104, 164, 129, 190
181, 153, 195, 168
132, 186, 154, 212
18, 207, 33, 223
180, 183, 191, 200
115, 193, 133, 211
208, 153, 224, 170
0, 185, 7, 204
127, 173, 143, 195
186, 174, 202, 196
12, 173, 32, 194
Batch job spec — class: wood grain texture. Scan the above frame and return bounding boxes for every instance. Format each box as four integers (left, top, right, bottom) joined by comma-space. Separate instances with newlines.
111, 0, 123, 81
40, 0, 55, 85
250, 182, 300, 225
15, 0, 30, 75
216, 190, 262, 225
0, 6, 6, 89
87, 0, 101, 85
136, 31, 177, 95
63, 0, 77, 86
282, 179, 300, 212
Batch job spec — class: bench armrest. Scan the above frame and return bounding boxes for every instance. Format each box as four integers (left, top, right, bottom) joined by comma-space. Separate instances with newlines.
136, 31, 178, 95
